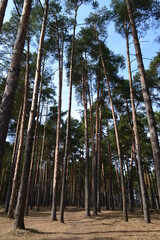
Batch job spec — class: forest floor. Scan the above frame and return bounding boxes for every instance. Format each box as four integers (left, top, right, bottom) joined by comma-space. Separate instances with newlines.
0, 207, 160, 240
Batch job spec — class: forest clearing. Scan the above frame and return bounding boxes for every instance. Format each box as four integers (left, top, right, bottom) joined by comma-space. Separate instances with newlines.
1, 207, 160, 240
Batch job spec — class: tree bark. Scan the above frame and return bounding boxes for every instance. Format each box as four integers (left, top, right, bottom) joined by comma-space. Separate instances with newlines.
97, 80, 102, 213
14, 0, 48, 229
5, 101, 22, 213
124, 21, 150, 223
59, 4, 78, 223
87, 83, 97, 215
51, 21, 63, 221
96, 76, 100, 213
37, 101, 48, 211
0, 169, 7, 204
126, 0, 160, 206
95, 27, 128, 222
82, 52, 90, 218
0, 0, 32, 175
0, 0, 8, 32
25, 62, 44, 215
107, 122, 114, 210
146, 169, 156, 210
8, 36, 30, 219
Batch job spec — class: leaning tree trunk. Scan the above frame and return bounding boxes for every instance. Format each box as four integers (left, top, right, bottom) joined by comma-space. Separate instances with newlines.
14, 0, 48, 229
124, 21, 150, 223
82, 52, 90, 218
0, 0, 8, 32
51, 22, 64, 221
95, 27, 128, 222
0, 0, 32, 175
59, 4, 78, 223
8, 36, 30, 219
126, 0, 160, 206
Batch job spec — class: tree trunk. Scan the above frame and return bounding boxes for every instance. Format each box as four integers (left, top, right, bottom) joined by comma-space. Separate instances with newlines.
95, 27, 128, 222
5, 101, 22, 213
87, 82, 97, 215
124, 21, 150, 223
72, 157, 76, 206
78, 154, 82, 207
37, 101, 48, 211
59, 4, 78, 223
0, 0, 32, 175
97, 81, 102, 212
146, 169, 156, 210
126, 0, 160, 206
14, 0, 48, 229
0, 169, 5, 201
107, 122, 114, 210
51, 22, 64, 221
129, 145, 134, 212
82, 52, 90, 218
96, 77, 100, 213
151, 172, 159, 210
8, 36, 30, 219
0, 169, 7, 204
125, 100, 135, 212
25, 62, 44, 215
0, 0, 8, 32
101, 157, 107, 209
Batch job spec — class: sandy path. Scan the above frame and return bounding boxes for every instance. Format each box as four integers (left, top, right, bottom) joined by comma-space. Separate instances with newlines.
0, 207, 160, 240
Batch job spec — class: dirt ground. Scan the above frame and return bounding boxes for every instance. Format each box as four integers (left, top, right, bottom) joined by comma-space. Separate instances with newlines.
0, 207, 160, 240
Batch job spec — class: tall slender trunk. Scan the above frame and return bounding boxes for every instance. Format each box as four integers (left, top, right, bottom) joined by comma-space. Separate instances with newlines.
102, 156, 107, 209
126, 0, 160, 205
8, 36, 30, 219
107, 122, 114, 210
129, 144, 134, 212
78, 154, 82, 207
95, 76, 100, 211
0, 0, 8, 32
5, 101, 23, 213
51, 22, 64, 221
95, 27, 128, 222
126, 100, 135, 212
146, 169, 156, 210
59, 4, 78, 223
82, 52, 90, 218
0, 0, 32, 175
14, 0, 48, 229
25, 62, 44, 215
98, 81, 102, 212
151, 172, 159, 210
37, 101, 48, 211
87, 83, 97, 215
124, 21, 150, 223
72, 157, 76, 206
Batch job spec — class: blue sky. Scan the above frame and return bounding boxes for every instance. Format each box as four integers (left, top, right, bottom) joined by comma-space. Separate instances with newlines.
4, 0, 160, 120
63, 0, 160, 120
